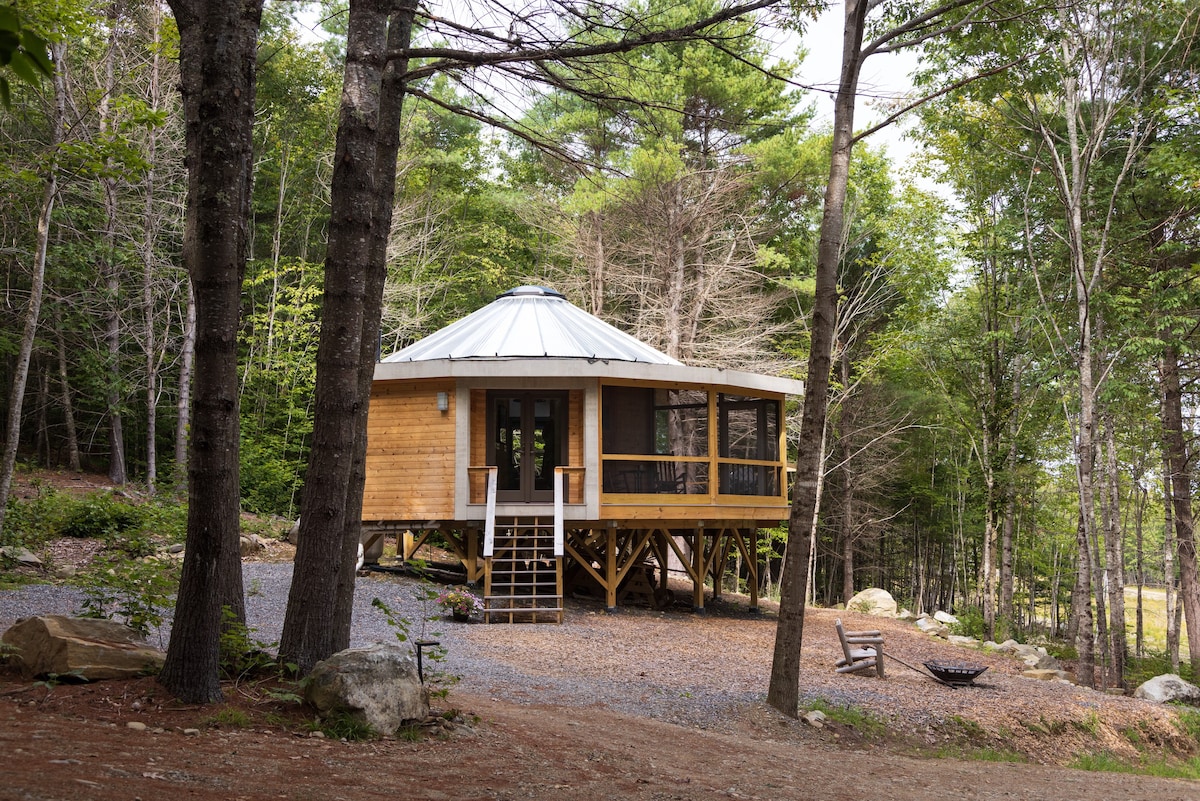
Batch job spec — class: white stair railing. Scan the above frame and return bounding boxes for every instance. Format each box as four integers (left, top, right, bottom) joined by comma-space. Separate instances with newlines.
483, 466, 497, 557
553, 467, 564, 557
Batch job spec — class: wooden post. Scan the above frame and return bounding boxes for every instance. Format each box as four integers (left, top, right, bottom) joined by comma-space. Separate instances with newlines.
467, 528, 479, 584
606, 525, 618, 611
749, 527, 760, 612
693, 527, 705, 612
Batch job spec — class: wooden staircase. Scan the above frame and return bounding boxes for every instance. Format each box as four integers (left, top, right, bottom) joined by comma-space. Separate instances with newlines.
483, 517, 564, 623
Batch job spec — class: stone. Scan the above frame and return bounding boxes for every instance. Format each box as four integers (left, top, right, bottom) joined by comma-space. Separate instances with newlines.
801, 710, 826, 728
933, 610, 958, 625
239, 534, 266, 557
948, 635, 979, 648
915, 617, 950, 638
1, 615, 165, 681
1134, 674, 1200, 705
845, 588, 897, 617
303, 643, 429, 735
126, 721, 147, 731
0, 546, 42, 568
168, 544, 185, 554
287, 518, 301, 544
1021, 669, 1074, 683
896, 608, 914, 621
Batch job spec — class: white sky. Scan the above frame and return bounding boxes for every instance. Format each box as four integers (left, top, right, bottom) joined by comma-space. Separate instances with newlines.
795, 6, 923, 170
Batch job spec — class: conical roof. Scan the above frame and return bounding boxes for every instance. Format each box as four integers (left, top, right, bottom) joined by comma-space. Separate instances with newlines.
382, 286, 682, 365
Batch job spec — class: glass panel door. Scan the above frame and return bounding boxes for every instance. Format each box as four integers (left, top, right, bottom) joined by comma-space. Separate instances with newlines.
488, 391, 566, 502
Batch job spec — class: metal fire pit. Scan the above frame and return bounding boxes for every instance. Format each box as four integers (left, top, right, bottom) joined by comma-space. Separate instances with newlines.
924, 659, 988, 687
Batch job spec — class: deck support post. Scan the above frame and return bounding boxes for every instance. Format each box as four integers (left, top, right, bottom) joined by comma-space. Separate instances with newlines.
749, 527, 759, 611
692, 526, 705, 613
605, 524, 618, 611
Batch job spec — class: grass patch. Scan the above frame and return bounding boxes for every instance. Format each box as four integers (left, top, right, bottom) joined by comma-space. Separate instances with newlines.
307, 711, 378, 741
801, 699, 886, 737
202, 706, 252, 729
1072, 750, 1200, 779
1172, 706, 1200, 742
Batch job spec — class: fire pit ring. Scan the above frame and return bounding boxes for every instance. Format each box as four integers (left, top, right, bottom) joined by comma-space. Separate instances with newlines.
923, 659, 988, 686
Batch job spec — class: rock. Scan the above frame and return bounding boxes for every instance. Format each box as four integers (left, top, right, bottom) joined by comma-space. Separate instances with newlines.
1, 615, 165, 681
126, 721, 147, 731
1022, 669, 1074, 683
1134, 674, 1200, 705
168, 543, 185, 554
239, 534, 267, 557
303, 643, 429, 735
0, 546, 42, 568
801, 710, 826, 728
896, 608, 914, 621
845, 588, 897, 617
990, 639, 1020, 653
948, 635, 979, 648
915, 617, 950, 638
287, 518, 301, 545
933, 610, 958, 625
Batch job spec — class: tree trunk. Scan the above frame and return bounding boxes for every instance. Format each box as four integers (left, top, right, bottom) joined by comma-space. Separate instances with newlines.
0, 42, 64, 536
141, 2, 164, 493
174, 280, 196, 492
158, 0, 262, 704
281, 0, 392, 674
1159, 343, 1200, 674
334, 0, 418, 650
100, 8, 127, 487
1161, 458, 1179, 672
767, 0, 867, 717
54, 309, 81, 472
1101, 413, 1125, 688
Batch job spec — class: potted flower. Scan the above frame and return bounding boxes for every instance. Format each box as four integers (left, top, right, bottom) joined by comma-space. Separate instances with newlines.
436, 587, 482, 622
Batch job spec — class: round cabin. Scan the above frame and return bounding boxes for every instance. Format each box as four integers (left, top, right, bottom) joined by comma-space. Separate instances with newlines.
362, 286, 804, 622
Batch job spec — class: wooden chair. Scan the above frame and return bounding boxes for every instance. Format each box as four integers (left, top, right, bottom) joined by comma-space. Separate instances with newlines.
835, 619, 885, 677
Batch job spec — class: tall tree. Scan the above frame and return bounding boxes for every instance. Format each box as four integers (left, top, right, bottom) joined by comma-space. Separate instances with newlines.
157, 0, 262, 703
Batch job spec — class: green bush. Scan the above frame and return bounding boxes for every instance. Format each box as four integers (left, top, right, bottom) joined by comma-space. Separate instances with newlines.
2, 486, 73, 547
75, 553, 179, 638
59, 494, 143, 540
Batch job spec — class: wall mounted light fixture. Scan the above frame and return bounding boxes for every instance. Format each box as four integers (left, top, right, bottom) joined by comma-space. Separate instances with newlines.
436, 391, 449, 412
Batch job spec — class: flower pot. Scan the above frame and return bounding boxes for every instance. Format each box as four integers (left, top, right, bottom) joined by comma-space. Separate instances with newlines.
452, 611, 470, 622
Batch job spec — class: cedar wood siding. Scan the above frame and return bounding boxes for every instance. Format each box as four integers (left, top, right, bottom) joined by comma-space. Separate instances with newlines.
362, 379, 456, 520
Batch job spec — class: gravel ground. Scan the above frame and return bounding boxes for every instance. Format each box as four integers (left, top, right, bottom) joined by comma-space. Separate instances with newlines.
1, 560, 1193, 763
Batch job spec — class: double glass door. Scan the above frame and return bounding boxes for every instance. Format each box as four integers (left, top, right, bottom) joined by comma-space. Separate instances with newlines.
488, 391, 567, 502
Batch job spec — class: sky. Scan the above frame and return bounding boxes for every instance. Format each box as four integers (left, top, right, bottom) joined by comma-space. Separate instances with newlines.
795, 7, 924, 171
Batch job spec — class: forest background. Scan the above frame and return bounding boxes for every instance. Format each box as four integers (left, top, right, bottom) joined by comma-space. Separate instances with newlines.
1, 0, 1199, 701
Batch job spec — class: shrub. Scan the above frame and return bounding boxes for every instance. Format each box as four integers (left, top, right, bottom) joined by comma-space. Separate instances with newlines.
59, 494, 143, 540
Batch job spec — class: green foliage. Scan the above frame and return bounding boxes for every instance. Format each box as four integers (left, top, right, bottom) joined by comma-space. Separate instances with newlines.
1172, 707, 1200, 742
306, 711, 378, 741
801, 699, 886, 737
74, 553, 178, 638
0, 4, 53, 108
218, 607, 282, 682
59, 494, 142, 540
202, 706, 253, 729
950, 606, 985, 639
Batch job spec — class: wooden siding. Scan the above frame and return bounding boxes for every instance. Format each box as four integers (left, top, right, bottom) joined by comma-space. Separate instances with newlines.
568, 389, 583, 504
362, 380, 456, 520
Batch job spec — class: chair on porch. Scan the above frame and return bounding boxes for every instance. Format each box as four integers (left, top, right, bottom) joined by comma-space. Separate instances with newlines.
834, 619, 885, 677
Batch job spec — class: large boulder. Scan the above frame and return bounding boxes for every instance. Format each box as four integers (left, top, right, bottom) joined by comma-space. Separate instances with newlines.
304, 643, 429, 734
1134, 674, 1200, 705
1, 615, 165, 680
845, 588, 897, 617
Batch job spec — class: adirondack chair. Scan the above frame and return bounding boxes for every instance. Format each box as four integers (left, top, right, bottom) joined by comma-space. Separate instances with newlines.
835, 619, 885, 677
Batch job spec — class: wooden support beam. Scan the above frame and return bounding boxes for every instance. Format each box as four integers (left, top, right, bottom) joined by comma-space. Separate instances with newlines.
606, 526, 618, 610
692, 527, 705, 611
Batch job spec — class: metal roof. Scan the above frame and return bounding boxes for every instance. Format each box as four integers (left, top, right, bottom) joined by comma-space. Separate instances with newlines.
382, 286, 683, 365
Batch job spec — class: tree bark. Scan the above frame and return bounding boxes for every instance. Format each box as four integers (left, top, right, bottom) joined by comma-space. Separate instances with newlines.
281, 0, 392, 674
767, 0, 867, 717
53, 309, 81, 472
158, 0, 262, 704
1159, 343, 1200, 675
